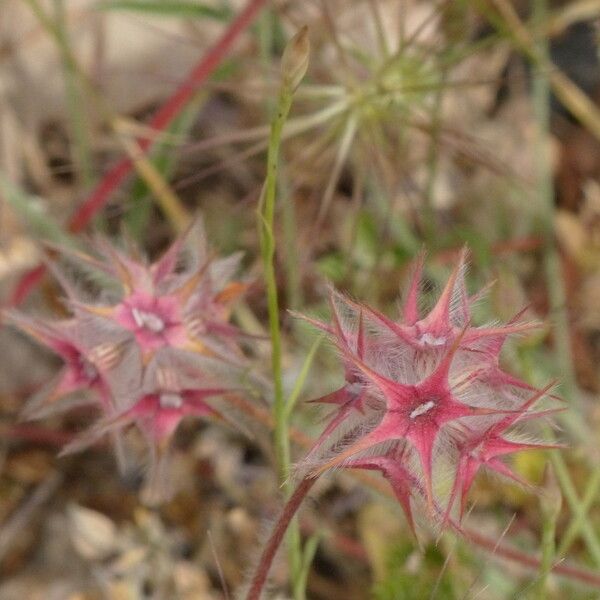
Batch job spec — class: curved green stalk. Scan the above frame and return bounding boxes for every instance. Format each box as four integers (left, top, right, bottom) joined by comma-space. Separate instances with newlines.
258, 27, 310, 599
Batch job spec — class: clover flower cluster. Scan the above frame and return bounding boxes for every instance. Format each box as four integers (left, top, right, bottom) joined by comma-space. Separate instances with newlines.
299, 253, 560, 532
7, 220, 250, 502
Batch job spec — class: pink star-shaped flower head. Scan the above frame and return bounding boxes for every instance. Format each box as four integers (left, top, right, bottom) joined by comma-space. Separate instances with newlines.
5, 310, 134, 420
61, 348, 240, 503
338, 250, 468, 354
300, 299, 375, 458
297, 252, 559, 529
308, 327, 505, 512
447, 382, 563, 522
55, 218, 248, 362
342, 443, 462, 540
459, 306, 539, 388
340, 251, 537, 366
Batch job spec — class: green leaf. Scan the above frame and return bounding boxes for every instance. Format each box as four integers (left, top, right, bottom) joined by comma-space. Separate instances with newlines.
295, 533, 321, 598
0, 173, 79, 248
285, 334, 324, 419
96, 0, 231, 20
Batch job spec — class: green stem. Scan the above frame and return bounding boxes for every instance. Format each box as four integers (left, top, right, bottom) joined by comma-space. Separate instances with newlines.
259, 35, 308, 595
531, 0, 600, 571
535, 506, 558, 596
262, 81, 292, 485
532, 0, 588, 442
557, 468, 600, 556
550, 451, 600, 566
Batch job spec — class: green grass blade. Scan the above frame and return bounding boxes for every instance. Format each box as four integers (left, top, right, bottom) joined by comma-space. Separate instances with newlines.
285, 335, 324, 420
96, 0, 231, 19
0, 174, 79, 249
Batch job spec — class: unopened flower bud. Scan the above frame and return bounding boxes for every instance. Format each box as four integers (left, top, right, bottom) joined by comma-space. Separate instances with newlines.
281, 26, 310, 92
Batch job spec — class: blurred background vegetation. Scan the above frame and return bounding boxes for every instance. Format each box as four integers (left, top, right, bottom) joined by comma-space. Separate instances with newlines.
2, 0, 600, 598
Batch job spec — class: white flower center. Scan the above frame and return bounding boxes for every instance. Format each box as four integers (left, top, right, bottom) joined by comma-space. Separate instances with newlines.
79, 356, 98, 381
409, 400, 436, 419
346, 382, 362, 396
159, 393, 183, 409
418, 332, 446, 347
132, 307, 165, 333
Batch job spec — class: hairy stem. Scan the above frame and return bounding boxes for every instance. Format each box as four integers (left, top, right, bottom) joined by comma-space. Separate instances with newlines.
245, 477, 317, 600
259, 50, 304, 598
258, 26, 310, 598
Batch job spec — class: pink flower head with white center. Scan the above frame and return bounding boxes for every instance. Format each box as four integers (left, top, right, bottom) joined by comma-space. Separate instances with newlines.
57, 218, 247, 361
112, 291, 187, 354
299, 252, 560, 530
5, 311, 130, 419
447, 382, 563, 522
61, 348, 243, 502
112, 352, 234, 443
311, 324, 503, 509
349, 250, 537, 358
64, 349, 237, 447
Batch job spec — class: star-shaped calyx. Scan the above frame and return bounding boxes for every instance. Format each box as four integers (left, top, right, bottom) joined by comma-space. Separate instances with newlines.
447, 382, 563, 521
55, 220, 247, 362
297, 252, 560, 530
343, 444, 420, 537
300, 300, 373, 457
311, 327, 505, 509
344, 251, 536, 358
5, 311, 128, 419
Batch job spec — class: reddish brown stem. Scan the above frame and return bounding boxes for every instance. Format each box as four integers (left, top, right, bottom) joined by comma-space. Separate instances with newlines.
9, 264, 46, 306
67, 0, 266, 233
0, 423, 75, 447
246, 477, 317, 600
8, 0, 267, 307
230, 397, 600, 591
461, 527, 600, 588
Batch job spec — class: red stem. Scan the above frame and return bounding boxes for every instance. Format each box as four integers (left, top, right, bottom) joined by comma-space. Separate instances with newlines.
9, 264, 47, 306
246, 477, 317, 600
0, 423, 75, 447
8, 0, 267, 307
461, 527, 600, 588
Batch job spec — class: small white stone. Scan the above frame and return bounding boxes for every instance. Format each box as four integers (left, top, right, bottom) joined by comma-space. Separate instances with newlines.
67, 503, 118, 560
